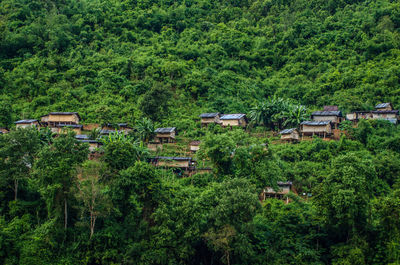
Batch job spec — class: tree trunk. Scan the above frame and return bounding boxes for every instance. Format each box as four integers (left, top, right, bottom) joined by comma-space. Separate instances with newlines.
14, 179, 18, 201
64, 197, 68, 229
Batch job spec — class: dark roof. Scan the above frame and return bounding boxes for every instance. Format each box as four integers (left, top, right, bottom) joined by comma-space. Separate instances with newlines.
323, 105, 339, 111
375, 103, 392, 109
14, 119, 38, 124
154, 156, 192, 161
190, 140, 201, 146
372, 110, 399, 114
56, 124, 83, 128
199, 113, 219, 118
155, 127, 176, 133
75, 134, 90, 140
106, 123, 129, 128
220, 114, 246, 120
301, 121, 330, 126
279, 128, 297, 134
277, 181, 293, 186
49, 112, 81, 119
311, 111, 342, 117
78, 140, 102, 144
100, 129, 123, 134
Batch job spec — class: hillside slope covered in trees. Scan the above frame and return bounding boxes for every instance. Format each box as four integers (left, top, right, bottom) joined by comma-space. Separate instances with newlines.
1, 0, 400, 127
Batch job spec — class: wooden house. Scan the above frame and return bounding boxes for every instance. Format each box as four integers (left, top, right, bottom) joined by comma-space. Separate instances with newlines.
102, 123, 132, 133
14, 119, 39, 129
189, 140, 201, 152
220, 114, 247, 127
77, 140, 102, 152
151, 156, 196, 176
154, 127, 176, 143
260, 181, 292, 203
375, 103, 393, 111
346, 111, 373, 122
41, 112, 80, 127
0, 128, 9, 134
56, 124, 83, 135
199, 113, 221, 127
311, 110, 343, 128
300, 121, 331, 138
279, 128, 299, 142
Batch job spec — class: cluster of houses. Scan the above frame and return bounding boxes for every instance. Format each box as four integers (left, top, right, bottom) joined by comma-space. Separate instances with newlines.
280, 103, 399, 142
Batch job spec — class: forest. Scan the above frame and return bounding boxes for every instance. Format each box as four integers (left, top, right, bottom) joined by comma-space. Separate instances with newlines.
1, 0, 400, 264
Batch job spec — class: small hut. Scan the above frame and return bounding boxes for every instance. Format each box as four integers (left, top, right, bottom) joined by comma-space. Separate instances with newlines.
300, 121, 331, 138
279, 128, 299, 142
375, 103, 393, 111
189, 140, 201, 152
260, 181, 292, 203
220, 114, 247, 127
346, 111, 373, 123
42, 112, 80, 127
102, 123, 132, 133
56, 124, 83, 135
0, 128, 9, 134
151, 156, 196, 176
14, 119, 39, 129
154, 127, 176, 143
371, 110, 399, 121
199, 113, 221, 127
311, 110, 342, 128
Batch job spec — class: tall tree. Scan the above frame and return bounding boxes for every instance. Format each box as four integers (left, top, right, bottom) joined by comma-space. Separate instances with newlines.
33, 131, 88, 229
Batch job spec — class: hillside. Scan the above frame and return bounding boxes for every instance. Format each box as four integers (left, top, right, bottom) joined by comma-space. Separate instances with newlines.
1, 0, 400, 128
1, 1, 400, 265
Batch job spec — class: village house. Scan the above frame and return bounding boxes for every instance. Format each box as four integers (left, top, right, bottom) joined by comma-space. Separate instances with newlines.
151, 156, 196, 176
14, 119, 39, 129
311, 108, 343, 129
260, 181, 292, 204
102, 123, 133, 132
346, 111, 373, 123
56, 124, 83, 134
154, 127, 176, 143
279, 128, 299, 142
220, 114, 247, 127
78, 140, 102, 152
41, 112, 80, 127
300, 121, 332, 138
189, 140, 201, 152
0, 128, 9, 134
375, 103, 393, 111
199, 113, 221, 127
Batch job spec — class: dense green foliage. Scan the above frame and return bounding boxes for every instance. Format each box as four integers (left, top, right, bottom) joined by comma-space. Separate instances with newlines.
1, 0, 400, 264
1, 0, 400, 128
0, 121, 400, 264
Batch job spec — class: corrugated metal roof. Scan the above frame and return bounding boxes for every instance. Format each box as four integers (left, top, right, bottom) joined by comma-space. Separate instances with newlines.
78, 140, 101, 144
14, 119, 38, 124
75, 134, 90, 140
311, 111, 342, 116
220, 114, 246, 120
199, 113, 219, 118
154, 156, 192, 161
372, 110, 399, 114
279, 128, 297, 134
375, 103, 392, 109
57, 124, 83, 128
190, 140, 201, 146
100, 129, 123, 134
277, 181, 293, 186
155, 127, 176, 133
49, 112, 81, 119
301, 121, 330, 126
